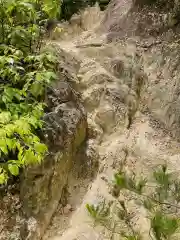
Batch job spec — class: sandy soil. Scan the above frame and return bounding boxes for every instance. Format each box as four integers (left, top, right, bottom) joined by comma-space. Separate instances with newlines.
43, 4, 180, 240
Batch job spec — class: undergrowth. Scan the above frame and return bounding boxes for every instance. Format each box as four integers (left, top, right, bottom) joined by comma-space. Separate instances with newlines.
86, 164, 180, 239
0, 0, 60, 184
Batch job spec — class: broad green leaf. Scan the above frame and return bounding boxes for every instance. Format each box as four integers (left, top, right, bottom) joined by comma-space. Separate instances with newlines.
0, 129, 6, 137
6, 138, 17, 150
34, 142, 47, 154
15, 119, 31, 134
22, 149, 37, 165
42, 0, 60, 18
5, 124, 16, 137
0, 111, 11, 124
30, 82, 44, 97
0, 138, 8, 154
0, 170, 7, 184
36, 72, 44, 81
44, 71, 57, 82
8, 163, 19, 176
8, 160, 21, 167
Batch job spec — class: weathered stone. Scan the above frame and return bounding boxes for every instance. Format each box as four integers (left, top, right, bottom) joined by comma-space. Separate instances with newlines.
20, 80, 87, 240
110, 58, 125, 77
103, 0, 180, 42
74, 139, 99, 179
140, 43, 180, 138
82, 84, 104, 111
101, 0, 180, 139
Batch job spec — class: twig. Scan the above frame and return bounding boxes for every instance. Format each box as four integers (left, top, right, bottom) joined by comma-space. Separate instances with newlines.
75, 43, 104, 48
142, 193, 180, 210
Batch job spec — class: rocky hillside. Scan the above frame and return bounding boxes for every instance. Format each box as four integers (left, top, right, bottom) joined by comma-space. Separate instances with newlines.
2, 1, 180, 240
43, 1, 180, 239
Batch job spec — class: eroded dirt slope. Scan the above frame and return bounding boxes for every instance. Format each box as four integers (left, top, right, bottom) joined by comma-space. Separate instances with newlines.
44, 2, 180, 239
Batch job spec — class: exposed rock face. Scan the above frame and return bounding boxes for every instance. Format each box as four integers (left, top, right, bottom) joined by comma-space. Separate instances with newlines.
20, 79, 87, 239
40, 2, 180, 239
103, 0, 180, 41
140, 42, 180, 139
102, 0, 180, 139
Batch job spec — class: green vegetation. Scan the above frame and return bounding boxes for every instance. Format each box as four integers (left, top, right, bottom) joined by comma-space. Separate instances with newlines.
86, 164, 180, 239
0, 0, 60, 184
0, 0, 110, 185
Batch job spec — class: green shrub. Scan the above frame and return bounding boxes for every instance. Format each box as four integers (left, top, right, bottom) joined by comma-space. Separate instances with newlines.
86, 164, 180, 239
0, 0, 60, 184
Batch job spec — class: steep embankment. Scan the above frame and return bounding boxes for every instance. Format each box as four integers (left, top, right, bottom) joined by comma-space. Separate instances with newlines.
43, 2, 180, 240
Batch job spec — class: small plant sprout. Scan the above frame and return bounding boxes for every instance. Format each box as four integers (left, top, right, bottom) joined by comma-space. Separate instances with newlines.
86, 164, 180, 239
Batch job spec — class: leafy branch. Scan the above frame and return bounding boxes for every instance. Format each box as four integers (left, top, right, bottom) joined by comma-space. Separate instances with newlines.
0, 0, 60, 184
